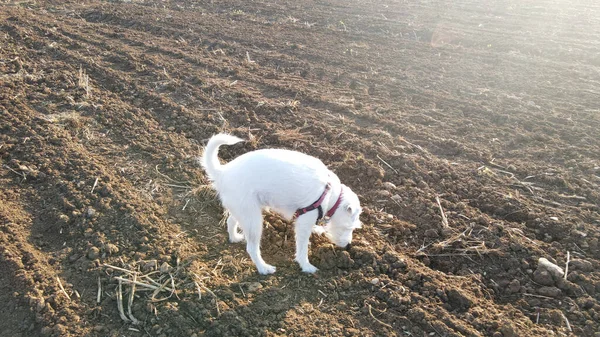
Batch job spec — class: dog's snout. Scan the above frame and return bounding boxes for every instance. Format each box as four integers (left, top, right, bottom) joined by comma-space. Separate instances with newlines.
345, 243, 352, 251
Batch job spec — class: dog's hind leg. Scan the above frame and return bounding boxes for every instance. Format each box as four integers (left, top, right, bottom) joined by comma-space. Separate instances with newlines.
229, 205, 276, 275
226, 214, 244, 243
294, 214, 319, 273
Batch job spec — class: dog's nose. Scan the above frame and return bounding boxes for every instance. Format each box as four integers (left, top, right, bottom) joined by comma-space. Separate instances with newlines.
345, 243, 352, 251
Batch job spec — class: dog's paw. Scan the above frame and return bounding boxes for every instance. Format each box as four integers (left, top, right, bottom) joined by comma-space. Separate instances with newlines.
312, 226, 326, 235
257, 264, 276, 275
301, 264, 318, 273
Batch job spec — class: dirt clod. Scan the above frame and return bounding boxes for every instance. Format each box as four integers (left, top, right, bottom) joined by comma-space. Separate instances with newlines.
87, 247, 100, 260
533, 269, 555, 286
570, 259, 593, 272
538, 286, 562, 298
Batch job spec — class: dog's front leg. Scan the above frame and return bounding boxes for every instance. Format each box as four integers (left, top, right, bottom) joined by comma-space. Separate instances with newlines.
294, 214, 319, 273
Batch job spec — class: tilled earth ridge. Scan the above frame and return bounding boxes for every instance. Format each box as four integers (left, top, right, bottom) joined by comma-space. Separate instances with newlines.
1, 0, 599, 336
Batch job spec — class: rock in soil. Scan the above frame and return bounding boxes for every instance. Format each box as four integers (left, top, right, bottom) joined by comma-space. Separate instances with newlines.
537, 258, 564, 278
87, 247, 100, 260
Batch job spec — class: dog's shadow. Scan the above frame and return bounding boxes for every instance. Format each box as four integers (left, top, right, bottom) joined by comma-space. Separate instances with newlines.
191, 213, 364, 335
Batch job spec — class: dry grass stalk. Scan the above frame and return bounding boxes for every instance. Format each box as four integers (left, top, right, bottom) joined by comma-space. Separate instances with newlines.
104, 263, 137, 275
127, 273, 141, 325
155, 165, 190, 185
435, 196, 450, 228
433, 227, 471, 250
97, 277, 102, 304
191, 184, 218, 202
116, 279, 130, 322
274, 128, 308, 142
368, 304, 392, 329
376, 154, 399, 174
564, 251, 570, 280
561, 311, 572, 332
91, 177, 99, 193
201, 285, 220, 316
195, 281, 202, 300
56, 276, 71, 301
78, 65, 90, 98
150, 276, 177, 303
246, 51, 255, 63
115, 276, 174, 292
3, 164, 27, 181
523, 293, 555, 300
105, 259, 219, 322
164, 183, 192, 189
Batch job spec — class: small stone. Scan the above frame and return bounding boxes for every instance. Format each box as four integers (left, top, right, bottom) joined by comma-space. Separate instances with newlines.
371, 278, 380, 285
383, 182, 397, 190
391, 194, 402, 203
499, 322, 518, 337
245, 282, 263, 292
538, 258, 564, 278
159, 262, 171, 273
87, 247, 100, 260
507, 279, 521, 294
142, 260, 158, 272
58, 214, 70, 224
85, 207, 96, 218
69, 254, 80, 262
538, 286, 562, 298
377, 190, 391, 197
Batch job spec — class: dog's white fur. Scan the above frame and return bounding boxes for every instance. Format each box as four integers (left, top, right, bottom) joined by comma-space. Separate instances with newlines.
200, 134, 362, 274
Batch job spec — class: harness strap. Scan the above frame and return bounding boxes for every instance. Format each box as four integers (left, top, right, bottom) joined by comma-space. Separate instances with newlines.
294, 183, 343, 222
294, 183, 331, 220
326, 188, 343, 217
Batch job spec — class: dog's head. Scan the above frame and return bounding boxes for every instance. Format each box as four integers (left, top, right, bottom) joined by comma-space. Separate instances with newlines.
324, 185, 362, 248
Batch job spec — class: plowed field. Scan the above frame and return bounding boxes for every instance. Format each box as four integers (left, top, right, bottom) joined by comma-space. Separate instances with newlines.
1, 0, 600, 336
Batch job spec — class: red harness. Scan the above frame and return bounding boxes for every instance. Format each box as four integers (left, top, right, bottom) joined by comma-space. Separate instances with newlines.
294, 183, 343, 222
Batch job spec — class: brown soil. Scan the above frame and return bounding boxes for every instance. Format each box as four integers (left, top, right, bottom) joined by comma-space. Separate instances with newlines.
1, 0, 600, 336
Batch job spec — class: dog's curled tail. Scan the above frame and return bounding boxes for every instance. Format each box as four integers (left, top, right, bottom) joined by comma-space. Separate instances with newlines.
201, 133, 244, 181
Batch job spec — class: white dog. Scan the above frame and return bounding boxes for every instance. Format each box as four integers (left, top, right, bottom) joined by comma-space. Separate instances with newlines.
200, 133, 362, 274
